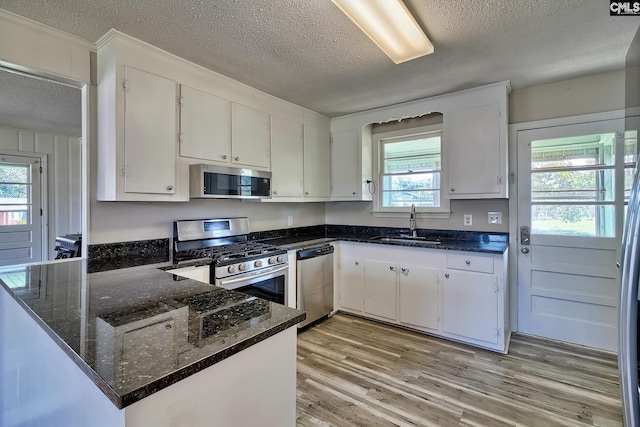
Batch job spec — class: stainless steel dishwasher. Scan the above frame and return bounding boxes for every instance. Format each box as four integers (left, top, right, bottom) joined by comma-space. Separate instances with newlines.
296, 244, 334, 328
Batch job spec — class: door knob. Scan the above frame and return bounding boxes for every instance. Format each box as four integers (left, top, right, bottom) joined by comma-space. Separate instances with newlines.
521, 247, 530, 254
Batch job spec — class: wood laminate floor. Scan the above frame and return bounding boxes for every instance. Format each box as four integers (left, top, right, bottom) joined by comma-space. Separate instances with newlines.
296, 313, 622, 427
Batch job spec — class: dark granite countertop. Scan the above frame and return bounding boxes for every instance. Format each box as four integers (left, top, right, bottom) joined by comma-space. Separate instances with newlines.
263, 229, 508, 254
0, 260, 305, 409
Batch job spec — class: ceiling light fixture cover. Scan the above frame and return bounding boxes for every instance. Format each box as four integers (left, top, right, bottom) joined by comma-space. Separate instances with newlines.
332, 0, 434, 64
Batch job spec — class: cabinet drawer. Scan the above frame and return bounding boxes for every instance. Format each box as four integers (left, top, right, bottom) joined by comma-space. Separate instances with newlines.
446, 254, 493, 274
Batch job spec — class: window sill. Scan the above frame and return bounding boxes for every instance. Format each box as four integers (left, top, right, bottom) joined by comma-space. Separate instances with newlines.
371, 211, 451, 219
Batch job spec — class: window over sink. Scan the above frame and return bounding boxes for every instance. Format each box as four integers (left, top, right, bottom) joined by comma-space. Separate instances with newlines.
372, 121, 450, 217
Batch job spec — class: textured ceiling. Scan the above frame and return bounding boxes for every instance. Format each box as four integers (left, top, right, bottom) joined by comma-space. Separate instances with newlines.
0, 69, 81, 136
0, 0, 638, 119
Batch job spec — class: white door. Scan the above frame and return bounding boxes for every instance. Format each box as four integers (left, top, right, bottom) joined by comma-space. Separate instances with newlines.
516, 118, 631, 351
0, 154, 42, 266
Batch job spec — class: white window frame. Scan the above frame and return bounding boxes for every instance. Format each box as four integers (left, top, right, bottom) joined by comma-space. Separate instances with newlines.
372, 124, 451, 217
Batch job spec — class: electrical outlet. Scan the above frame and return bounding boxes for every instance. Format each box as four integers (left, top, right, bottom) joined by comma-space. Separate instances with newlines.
488, 211, 502, 224
287, 215, 293, 226
463, 214, 472, 226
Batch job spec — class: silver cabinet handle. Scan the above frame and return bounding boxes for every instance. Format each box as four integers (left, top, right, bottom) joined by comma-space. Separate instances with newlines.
400, 267, 408, 275
273, 191, 278, 195
355, 261, 359, 266
222, 155, 228, 160
389, 265, 396, 271
465, 260, 471, 265
167, 185, 174, 191
616, 262, 621, 269
234, 156, 239, 161
352, 192, 356, 195
444, 273, 449, 278
521, 247, 530, 254
305, 191, 309, 195
450, 188, 455, 192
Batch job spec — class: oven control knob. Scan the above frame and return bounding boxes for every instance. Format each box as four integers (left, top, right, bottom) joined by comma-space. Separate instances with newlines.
276, 255, 284, 263
268, 257, 276, 264
227, 265, 237, 274
254, 260, 263, 268
238, 263, 247, 272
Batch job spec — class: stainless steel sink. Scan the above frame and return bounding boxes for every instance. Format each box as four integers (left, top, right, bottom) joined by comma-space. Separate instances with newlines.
370, 235, 441, 245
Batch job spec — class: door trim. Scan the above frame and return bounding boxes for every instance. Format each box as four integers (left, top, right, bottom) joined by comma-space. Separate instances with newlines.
508, 109, 625, 331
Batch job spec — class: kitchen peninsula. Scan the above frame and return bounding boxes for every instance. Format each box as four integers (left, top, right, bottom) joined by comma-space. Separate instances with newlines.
0, 260, 305, 427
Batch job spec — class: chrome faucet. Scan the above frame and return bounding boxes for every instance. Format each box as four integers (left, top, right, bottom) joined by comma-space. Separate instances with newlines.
409, 203, 417, 237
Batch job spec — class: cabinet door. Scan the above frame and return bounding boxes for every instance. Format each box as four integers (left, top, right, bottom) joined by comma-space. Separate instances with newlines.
231, 103, 270, 169
331, 129, 360, 199
399, 265, 439, 330
340, 257, 364, 312
270, 116, 304, 198
363, 260, 397, 320
303, 124, 330, 199
442, 269, 499, 344
179, 85, 231, 163
447, 103, 501, 197
123, 66, 177, 194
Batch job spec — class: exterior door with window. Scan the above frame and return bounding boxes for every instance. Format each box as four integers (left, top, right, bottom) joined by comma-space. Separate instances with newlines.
517, 119, 630, 351
0, 155, 42, 266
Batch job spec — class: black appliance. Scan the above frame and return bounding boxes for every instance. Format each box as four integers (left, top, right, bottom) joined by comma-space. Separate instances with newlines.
54, 234, 82, 259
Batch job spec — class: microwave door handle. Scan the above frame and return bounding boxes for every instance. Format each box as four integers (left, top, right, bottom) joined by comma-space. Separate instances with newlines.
219, 264, 289, 286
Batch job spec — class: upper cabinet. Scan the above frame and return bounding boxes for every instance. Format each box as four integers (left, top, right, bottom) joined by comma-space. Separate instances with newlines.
330, 81, 510, 201
270, 115, 304, 199
303, 123, 331, 200
179, 85, 232, 164
330, 126, 373, 201
231, 103, 271, 169
97, 30, 331, 202
446, 103, 505, 198
97, 34, 188, 202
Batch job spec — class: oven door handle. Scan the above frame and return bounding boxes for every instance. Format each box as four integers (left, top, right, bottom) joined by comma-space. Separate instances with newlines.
217, 264, 289, 286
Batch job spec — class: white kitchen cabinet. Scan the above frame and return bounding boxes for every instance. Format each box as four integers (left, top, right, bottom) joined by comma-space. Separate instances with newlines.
97, 34, 188, 201
231, 103, 271, 170
442, 269, 499, 345
398, 265, 439, 331
179, 85, 232, 164
337, 241, 509, 353
363, 260, 397, 320
330, 126, 373, 201
446, 103, 506, 198
303, 124, 331, 200
270, 116, 304, 199
167, 264, 210, 283
339, 257, 364, 312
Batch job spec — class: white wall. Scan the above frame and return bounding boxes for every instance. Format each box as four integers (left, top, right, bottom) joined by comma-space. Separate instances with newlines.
326, 199, 509, 233
0, 125, 82, 258
90, 198, 325, 244
510, 70, 625, 123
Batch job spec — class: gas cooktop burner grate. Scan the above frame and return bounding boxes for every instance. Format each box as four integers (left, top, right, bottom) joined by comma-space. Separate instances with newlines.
177, 241, 283, 263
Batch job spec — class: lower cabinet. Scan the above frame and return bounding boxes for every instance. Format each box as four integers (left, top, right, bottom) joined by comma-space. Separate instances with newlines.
340, 257, 364, 312
363, 260, 397, 320
337, 242, 509, 353
399, 265, 439, 331
442, 269, 499, 344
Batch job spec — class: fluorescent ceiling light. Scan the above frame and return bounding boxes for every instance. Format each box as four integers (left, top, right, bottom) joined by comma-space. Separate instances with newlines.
332, 0, 434, 64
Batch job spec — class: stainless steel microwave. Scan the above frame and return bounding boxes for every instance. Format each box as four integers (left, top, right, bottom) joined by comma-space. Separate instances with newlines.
189, 164, 271, 199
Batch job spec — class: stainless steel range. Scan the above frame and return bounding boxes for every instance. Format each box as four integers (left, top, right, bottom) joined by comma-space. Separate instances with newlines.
172, 218, 289, 305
